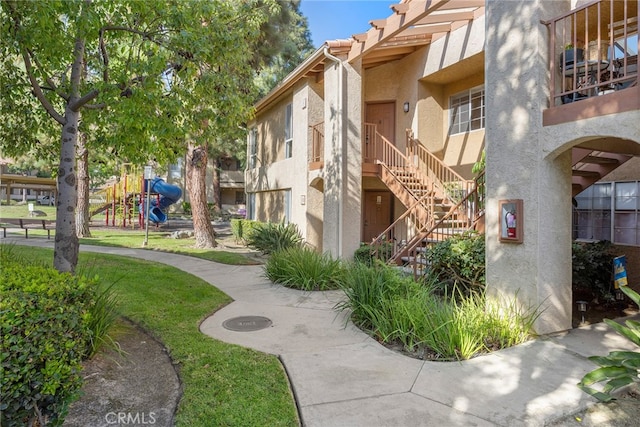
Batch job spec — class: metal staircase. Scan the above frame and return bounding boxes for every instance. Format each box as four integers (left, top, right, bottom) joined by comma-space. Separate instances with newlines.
366, 125, 484, 277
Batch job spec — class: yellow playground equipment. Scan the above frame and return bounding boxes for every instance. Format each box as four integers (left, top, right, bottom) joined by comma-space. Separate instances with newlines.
89, 164, 144, 228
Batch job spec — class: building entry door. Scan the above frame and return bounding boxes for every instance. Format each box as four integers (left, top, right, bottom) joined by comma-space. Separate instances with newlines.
363, 191, 392, 243
366, 102, 396, 143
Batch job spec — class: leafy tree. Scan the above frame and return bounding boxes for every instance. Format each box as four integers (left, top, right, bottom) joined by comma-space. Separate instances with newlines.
202, 0, 313, 216
253, 0, 314, 99
1, 0, 281, 269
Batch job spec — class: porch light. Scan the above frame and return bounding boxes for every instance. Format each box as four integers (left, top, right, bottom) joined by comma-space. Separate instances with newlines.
576, 300, 588, 324
403, 102, 410, 113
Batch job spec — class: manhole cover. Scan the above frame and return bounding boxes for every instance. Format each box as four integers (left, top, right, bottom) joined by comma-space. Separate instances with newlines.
222, 316, 272, 332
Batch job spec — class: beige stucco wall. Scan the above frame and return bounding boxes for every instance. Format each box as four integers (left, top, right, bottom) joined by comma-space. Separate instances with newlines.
363, 15, 485, 178
322, 55, 363, 258
305, 80, 325, 251
245, 75, 324, 241
486, 0, 639, 335
254, 96, 289, 165
486, 0, 571, 335
253, 190, 286, 223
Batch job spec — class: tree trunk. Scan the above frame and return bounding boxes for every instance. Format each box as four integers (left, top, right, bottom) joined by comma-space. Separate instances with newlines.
54, 105, 80, 273
76, 132, 91, 237
186, 142, 216, 248
54, 34, 85, 273
212, 157, 221, 211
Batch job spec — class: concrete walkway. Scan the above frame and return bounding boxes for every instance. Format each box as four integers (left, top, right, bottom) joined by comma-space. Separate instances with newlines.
7, 238, 638, 426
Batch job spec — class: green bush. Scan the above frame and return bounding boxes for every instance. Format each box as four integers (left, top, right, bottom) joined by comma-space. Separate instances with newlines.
230, 218, 243, 242
245, 221, 303, 254
181, 201, 192, 215
426, 231, 485, 294
353, 242, 393, 266
572, 241, 616, 301
0, 246, 115, 426
264, 246, 345, 291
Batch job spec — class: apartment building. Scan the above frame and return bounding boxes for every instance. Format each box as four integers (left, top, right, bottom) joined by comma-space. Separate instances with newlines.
245, 0, 639, 334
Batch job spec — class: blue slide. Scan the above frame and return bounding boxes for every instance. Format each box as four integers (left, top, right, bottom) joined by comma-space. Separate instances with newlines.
139, 177, 182, 223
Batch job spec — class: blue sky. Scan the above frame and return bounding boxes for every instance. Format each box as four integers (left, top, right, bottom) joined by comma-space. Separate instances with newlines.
300, 0, 395, 48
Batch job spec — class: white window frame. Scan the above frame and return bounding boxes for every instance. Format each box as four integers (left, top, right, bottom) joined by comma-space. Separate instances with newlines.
573, 181, 640, 246
449, 86, 485, 135
285, 103, 293, 159
248, 128, 257, 168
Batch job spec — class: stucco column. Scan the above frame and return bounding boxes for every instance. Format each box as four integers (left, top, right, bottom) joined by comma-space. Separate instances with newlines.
485, 0, 572, 334
322, 54, 363, 259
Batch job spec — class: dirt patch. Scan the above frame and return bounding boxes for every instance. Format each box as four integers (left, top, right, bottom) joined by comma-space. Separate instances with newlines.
63, 319, 181, 427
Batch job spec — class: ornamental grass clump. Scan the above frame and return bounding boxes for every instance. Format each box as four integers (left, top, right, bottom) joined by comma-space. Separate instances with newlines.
264, 246, 346, 291
245, 221, 303, 254
336, 261, 539, 361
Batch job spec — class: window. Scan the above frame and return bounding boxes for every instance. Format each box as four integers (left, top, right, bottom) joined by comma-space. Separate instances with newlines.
450, 86, 485, 135
285, 103, 293, 158
248, 193, 256, 220
284, 190, 291, 223
573, 181, 640, 246
235, 191, 246, 205
169, 157, 183, 179
248, 128, 257, 168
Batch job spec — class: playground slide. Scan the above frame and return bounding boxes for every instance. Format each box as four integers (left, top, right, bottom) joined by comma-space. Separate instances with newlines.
140, 177, 182, 223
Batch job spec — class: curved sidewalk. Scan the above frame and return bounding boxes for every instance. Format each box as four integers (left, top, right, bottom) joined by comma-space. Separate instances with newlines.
7, 238, 638, 426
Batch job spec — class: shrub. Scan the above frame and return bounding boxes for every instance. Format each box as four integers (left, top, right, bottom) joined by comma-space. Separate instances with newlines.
572, 241, 616, 301
264, 246, 345, 291
181, 201, 191, 215
245, 221, 303, 254
230, 218, 243, 242
0, 245, 116, 426
353, 242, 393, 266
426, 231, 485, 294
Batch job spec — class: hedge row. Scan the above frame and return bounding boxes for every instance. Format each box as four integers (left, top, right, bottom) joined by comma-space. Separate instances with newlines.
0, 248, 101, 427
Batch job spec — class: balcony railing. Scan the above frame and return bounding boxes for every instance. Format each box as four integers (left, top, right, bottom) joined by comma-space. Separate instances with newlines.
544, 0, 638, 107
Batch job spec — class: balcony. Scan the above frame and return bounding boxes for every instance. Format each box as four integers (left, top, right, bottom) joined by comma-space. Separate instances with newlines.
543, 0, 639, 126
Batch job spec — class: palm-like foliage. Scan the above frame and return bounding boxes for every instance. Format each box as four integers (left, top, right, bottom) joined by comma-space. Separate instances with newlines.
578, 285, 640, 402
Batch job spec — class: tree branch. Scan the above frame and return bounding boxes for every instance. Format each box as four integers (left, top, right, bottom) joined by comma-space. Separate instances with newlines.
99, 27, 109, 83
27, 48, 69, 101
69, 89, 99, 112
21, 49, 65, 124
84, 102, 107, 110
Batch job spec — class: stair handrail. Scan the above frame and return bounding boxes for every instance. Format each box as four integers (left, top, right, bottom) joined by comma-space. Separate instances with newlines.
399, 171, 485, 278
369, 191, 434, 258
364, 123, 438, 204
406, 129, 473, 202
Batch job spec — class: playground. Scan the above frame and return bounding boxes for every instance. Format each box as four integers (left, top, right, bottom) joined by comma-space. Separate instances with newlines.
88, 164, 182, 228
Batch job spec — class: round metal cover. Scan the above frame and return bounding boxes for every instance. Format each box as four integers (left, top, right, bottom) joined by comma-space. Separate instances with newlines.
222, 316, 272, 332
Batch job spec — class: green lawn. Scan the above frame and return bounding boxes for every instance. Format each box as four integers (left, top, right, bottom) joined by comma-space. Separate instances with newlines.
7, 245, 299, 426
0, 203, 56, 219
0, 204, 259, 265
